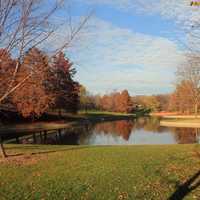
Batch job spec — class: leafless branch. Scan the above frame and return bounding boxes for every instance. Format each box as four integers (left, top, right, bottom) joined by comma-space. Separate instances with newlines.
0, 0, 91, 104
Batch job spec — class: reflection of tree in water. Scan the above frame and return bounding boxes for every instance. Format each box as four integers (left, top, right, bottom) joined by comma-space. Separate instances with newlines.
76, 123, 95, 144
94, 120, 135, 141
14, 118, 200, 145
59, 123, 95, 145
135, 117, 168, 133
17, 123, 95, 145
171, 128, 199, 144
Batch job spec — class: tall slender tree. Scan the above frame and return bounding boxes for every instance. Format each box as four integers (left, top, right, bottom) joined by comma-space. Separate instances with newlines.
51, 52, 79, 116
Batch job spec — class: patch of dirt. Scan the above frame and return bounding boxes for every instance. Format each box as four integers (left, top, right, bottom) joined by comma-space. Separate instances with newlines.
190, 150, 200, 161
0, 154, 47, 166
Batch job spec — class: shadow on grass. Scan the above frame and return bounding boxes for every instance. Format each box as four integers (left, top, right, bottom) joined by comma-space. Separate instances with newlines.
30, 146, 94, 155
168, 170, 200, 200
6, 153, 24, 157
4, 145, 107, 158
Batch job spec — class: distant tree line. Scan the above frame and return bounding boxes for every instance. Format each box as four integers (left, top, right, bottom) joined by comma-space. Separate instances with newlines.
79, 87, 133, 113
80, 85, 200, 114
135, 52, 200, 115
79, 86, 172, 114
133, 94, 170, 112
80, 52, 199, 115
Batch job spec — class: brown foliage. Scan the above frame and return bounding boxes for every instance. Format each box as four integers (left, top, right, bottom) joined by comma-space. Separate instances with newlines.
0, 49, 16, 99
51, 52, 79, 113
175, 54, 200, 114
0, 48, 80, 118
0, 0, 90, 104
12, 48, 54, 118
168, 80, 196, 114
172, 128, 198, 144
99, 90, 133, 113
95, 120, 134, 141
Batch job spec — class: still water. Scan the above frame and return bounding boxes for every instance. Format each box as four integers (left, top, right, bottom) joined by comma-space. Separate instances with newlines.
12, 117, 200, 145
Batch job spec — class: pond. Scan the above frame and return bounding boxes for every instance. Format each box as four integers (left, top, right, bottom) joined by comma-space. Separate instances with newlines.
8, 117, 200, 145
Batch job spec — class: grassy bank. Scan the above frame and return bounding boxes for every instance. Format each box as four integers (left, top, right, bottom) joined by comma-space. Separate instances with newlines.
78, 111, 136, 122
1, 144, 200, 200
0, 110, 138, 125
1, 111, 137, 133
160, 118, 200, 128
0, 111, 138, 143
162, 115, 200, 119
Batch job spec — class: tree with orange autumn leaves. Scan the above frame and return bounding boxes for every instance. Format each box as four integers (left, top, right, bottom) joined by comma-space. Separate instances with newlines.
51, 52, 79, 115
168, 54, 200, 115
12, 48, 54, 117
0, 48, 80, 118
99, 90, 133, 113
0, 0, 91, 105
79, 89, 133, 113
0, 49, 16, 103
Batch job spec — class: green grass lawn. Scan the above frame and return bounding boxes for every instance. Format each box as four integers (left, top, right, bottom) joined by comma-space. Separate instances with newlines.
78, 111, 136, 122
0, 144, 200, 200
165, 119, 200, 123
79, 110, 135, 116
44, 111, 137, 123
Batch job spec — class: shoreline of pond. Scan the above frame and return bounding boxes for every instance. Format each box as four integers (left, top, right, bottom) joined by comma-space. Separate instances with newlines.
0, 112, 142, 142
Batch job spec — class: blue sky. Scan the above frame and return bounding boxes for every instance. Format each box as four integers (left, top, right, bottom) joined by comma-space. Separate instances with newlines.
50, 0, 200, 95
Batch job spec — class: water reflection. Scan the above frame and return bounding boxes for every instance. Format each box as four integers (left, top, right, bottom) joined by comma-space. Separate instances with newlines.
95, 120, 134, 140
9, 117, 200, 145
171, 128, 199, 144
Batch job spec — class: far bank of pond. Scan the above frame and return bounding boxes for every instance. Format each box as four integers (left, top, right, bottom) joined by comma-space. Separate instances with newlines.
0, 111, 137, 142
160, 119, 200, 128
160, 115, 200, 128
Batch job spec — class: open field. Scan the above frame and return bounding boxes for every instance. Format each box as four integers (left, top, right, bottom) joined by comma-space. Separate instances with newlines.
162, 115, 200, 119
0, 144, 200, 200
160, 118, 200, 128
150, 112, 179, 117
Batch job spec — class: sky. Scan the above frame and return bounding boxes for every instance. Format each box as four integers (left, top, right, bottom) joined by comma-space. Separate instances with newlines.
51, 0, 200, 95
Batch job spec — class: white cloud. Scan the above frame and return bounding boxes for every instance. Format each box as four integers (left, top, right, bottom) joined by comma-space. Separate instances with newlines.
135, 0, 200, 29
77, 0, 200, 26
38, 1, 197, 95
64, 17, 185, 95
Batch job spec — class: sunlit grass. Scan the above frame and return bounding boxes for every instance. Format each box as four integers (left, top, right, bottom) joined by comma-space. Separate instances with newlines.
162, 118, 200, 123
0, 144, 200, 200
78, 110, 136, 117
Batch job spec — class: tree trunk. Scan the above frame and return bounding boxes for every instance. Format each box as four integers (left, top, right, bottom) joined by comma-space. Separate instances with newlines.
195, 128, 198, 142
195, 103, 198, 118
58, 109, 62, 118
0, 137, 7, 158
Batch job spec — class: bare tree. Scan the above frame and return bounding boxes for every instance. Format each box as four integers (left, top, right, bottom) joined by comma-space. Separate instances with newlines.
0, 0, 91, 104
0, 136, 7, 158
177, 54, 200, 116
